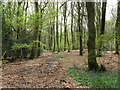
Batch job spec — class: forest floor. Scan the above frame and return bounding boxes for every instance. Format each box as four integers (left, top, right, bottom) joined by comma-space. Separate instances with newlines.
1, 50, 119, 88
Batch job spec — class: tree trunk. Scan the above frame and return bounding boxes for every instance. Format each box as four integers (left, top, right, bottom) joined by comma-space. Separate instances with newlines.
53, 2, 56, 52
30, 2, 39, 59
56, 2, 60, 52
77, 2, 83, 56
16, 2, 22, 59
37, 8, 42, 57
22, 2, 28, 58
67, 28, 70, 52
60, 15, 63, 49
95, 2, 102, 57
16, 2, 22, 40
71, 2, 75, 50
97, 1, 107, 57
48, 20, 52, 50
86, 2, 99, 71
64, 3, 67, 51
115, 1, 120, 54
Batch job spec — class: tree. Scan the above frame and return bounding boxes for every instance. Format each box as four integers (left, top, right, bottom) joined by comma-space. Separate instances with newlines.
115, 1, 120, 54
86, 2, 99, 71
52, 2, 56, 52
60, 12, 63, 48
77, 2, 83, 55
97, 1, 107, 56
63, 2, 67, 51
0, 1, 2, 58
30, 2, 39, 59
2, 1, 118, 63
71, 2, 75, 50
56, 1, 60, 52
2, 2, 13, 58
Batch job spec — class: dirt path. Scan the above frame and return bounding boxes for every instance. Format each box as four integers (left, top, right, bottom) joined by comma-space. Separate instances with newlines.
2, 51, 89, 88
2, 50, 119, 88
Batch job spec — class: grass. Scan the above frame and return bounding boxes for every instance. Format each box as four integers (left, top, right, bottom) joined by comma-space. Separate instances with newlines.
55, 55, 80, 58
67, 66, 119, 88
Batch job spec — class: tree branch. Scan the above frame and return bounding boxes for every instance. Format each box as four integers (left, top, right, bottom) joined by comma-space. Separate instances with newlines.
41, 2, 48, 12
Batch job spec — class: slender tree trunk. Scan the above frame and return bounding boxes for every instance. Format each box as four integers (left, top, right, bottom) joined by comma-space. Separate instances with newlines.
16, 2, 22, 59
77, 2, 83, 55
30, 2, 39, 59
56, 2, 60, 52
97, 1, 107, 56
95, 2, 102, 56
65, 3, 70, 52
95, 2, 101, 36
37, 2, 48, 56
37, 8, 43, 56
67, 28, 70, 52
64, 3, 67, 51
22, 1, 28, 58
16, 2, 22, 40
71, 2, 75, 50
48, 18, 52, 50
60, 16, 62, 47
115, 1, 120, 54
53, 24, 56, 52
53, 3, 56, 52
49, 20, 53, 50
86, 2, 99, 71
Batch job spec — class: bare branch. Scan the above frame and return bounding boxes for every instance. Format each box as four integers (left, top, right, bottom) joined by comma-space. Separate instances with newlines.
41, 2, 49, 12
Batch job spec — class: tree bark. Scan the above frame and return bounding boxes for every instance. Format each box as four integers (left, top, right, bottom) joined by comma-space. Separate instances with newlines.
16, 2, 22, 59
52, 2, 56, 52
115, 1, 120, 54
60, 15, 63, 46
37, 8, 42, 57
56, 2, 60, 52
30, 2, 39, 59
71, 2, 75, 50
16, 2, 22, 40
64, 3, 67, 51
86, 2, 99, 71
97, 1, 107, 56
77, 2, 83, 55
